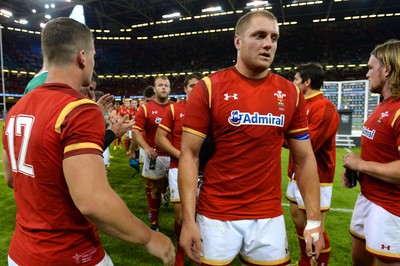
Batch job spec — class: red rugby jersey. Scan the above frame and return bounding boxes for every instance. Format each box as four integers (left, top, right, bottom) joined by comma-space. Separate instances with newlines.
133, 100, 172, 156
2, 83, 105, 265
359, 96, 400, 216
158, 101, 186, 168
288, 91, 339, 184
183, 67, 309, 220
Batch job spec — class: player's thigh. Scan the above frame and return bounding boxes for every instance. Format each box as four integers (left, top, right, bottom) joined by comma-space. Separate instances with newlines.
196, 214, 243, 265
142, 155, 170, 180
240, 215, 290, 265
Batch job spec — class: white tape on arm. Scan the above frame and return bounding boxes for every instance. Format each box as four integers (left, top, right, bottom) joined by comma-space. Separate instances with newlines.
305, 220, 321, 242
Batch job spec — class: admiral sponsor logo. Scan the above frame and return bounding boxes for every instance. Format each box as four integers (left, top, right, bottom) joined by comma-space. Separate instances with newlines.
361, 126, 376, 139
228, 110, 285, 127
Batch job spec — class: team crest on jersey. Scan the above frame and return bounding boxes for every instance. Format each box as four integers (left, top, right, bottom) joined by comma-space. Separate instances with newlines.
155, 117, 162, 124
180, 113, 184, 118
274, 90, 286, 107
377, 111, 389, 124
361, 126, 376, 140
228, 110, 285, 127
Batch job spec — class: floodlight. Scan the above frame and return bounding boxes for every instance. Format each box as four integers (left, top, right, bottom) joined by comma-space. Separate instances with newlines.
162, 12, 181, 19
202, 6, 222, 13
69, 5, 85, 25
246, 1, 269, 7
0, 9, 13, 17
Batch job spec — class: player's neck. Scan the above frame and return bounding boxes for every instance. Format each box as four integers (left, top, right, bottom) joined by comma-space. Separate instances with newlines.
155, 97, 169, 104
45, 66, 82, 91
304, 89, 320, 97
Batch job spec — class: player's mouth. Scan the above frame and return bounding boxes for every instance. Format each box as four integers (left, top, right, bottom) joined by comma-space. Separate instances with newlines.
260, 52, 270, 60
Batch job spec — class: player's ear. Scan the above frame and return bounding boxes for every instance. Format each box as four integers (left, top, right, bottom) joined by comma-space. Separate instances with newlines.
77, 50, 86, 69
234, 35, 241, 50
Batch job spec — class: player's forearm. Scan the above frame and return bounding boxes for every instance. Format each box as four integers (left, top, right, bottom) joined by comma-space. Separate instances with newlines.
83, 188, 154, 245
358, 159, 400, 184
155, 134, 180, 159
132, 130, 151, 150
295, 156, 321, 221
178, 155, 199, 224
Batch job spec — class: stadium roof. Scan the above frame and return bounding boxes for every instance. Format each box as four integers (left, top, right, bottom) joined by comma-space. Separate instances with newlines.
0, 0, 399, 37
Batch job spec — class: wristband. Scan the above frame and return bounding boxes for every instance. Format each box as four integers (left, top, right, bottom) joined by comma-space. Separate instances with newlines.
305, 220, 321, 242
305, 220, 321, 230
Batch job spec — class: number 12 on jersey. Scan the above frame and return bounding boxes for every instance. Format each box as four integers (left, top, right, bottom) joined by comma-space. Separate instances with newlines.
5, 115, 35, 177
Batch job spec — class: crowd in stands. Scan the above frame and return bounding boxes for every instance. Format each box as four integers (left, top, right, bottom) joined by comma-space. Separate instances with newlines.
1, 18, 399, 96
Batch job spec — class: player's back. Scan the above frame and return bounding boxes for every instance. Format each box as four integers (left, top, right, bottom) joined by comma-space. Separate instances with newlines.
3, 83, 105, 265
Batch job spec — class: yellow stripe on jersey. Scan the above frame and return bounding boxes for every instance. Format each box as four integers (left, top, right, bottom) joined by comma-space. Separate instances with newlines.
55, 99, 96, 133
64, 142, 103, 153
158, 123, 171, 133
183, 127, 207, 138
287, 127, 309, 135
143, 105, 148, 118
132, 125, 142, 131
170, 104, 175, 120
391, 109, 400, 128
305, 91, 323, 100
203, 76, 212, 108
295, 85, 301, 107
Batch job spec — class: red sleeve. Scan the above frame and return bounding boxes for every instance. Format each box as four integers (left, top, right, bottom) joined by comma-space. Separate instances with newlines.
183, 80, 211, 138
159, 104, 173, 133
285, 87, 309, 139
60, 104, 105, 158
308, 101, 338, 152
133, 105, 146, 131
393, 109, 400, 153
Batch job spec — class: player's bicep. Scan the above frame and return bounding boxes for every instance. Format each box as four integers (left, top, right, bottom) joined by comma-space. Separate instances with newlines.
63, 154, 110, 216
181, 131, 205, 159
287, 138, 315, 163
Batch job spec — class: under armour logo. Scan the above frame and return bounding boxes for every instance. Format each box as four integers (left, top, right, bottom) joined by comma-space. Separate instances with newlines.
224, 93, 238, 100
180, 113, 184, 118
381, 244, 391, 250
152, 111, 158, 114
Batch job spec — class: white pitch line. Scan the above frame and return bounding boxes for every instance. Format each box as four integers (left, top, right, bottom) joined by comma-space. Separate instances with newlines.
282, 203, 353, 213
344, 148, 352, 153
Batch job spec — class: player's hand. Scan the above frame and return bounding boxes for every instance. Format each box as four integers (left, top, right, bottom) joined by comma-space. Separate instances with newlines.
341, 172, 352, 188
180, 221, 203, 263
303, 221, 324, 263
108, 115, 134, 139
145, 147, 158, 160
96, 93, 114, 113
144, 231, 175, 265
342, 152, 361, 171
